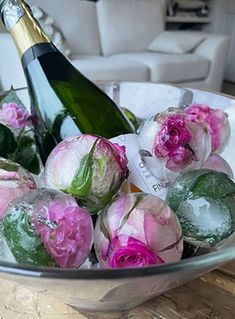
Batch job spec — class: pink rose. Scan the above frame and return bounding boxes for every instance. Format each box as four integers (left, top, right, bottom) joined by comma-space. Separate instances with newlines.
138, 109, 211, 182
166, 146, 196, 172
185, 104, 230, 153
154, 114, 191, 157
154, 114, 195, 171
45, 134, 129, 213
0, 103, 30, 128
107, 235, 163, 268
110, 143, 128, 172
0, 158, 36, 219
95, 193, 183, 268
34, 197, 93, 268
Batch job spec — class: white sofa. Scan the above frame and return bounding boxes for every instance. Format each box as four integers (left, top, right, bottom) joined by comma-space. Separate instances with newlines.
0, 0, 229, 92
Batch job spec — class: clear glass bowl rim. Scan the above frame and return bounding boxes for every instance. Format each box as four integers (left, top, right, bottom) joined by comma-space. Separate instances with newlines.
0, 246, 235, 280
0, 86, 235, 280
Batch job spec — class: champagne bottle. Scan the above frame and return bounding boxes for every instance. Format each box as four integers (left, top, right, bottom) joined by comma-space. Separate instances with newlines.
0, 0, 134, 164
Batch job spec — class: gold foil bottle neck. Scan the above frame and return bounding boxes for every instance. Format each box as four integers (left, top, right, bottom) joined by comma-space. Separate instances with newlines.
10, 2, 50, 57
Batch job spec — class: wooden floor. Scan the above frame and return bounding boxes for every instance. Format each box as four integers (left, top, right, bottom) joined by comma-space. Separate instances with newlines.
0, 261, 234, 319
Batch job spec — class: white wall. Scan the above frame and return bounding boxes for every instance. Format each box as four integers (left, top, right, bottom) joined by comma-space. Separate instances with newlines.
204, 0, 235, 82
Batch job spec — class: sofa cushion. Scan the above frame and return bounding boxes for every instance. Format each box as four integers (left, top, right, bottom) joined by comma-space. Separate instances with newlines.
113, 52, 210, 83
31, 6, 72, 57
28, 0, 101, 55
97, 0, 165, 56
148, 31, 205, 54
71, 56, 149, 82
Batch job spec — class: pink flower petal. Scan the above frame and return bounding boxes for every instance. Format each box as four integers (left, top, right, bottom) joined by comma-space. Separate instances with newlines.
107, 235, 164, 268
0, 103, 30, 128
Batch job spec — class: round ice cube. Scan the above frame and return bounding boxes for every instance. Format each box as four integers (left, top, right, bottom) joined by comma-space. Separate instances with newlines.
166, 169, 235, 247
95, 193, 183, 268
0, 188, 94, 268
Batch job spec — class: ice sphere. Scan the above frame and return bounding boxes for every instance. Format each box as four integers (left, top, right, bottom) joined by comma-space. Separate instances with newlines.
138, 108, 211, 183
95, 193, 183, 269
185, 104, 230, 154
0, 189, 94, 268
177, 197, 232, 246
166, 169, 235, 247
44, 134, 129, 214
0, 157, 36, 219
203, 154, 234, 179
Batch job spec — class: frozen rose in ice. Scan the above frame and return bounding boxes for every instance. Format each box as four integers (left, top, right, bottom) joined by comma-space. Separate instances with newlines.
108, 235, 164, 268
0, 189, 93, 268
95, 193, 183, 268
0, 91, 40, 175
0, 102, 31, 128
0, 157, 36, 219
154, 114, 191, 158
138, 108, 211, 183
164, 146, 194, 172
45, 134, 129, 213
33, 192, 94, 268
185, 104, 230, 153
166, 169, 235, 247
203, 154, 234, 179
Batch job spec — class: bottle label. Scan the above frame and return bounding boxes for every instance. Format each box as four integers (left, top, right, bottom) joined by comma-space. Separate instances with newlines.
110, 134, 168, 199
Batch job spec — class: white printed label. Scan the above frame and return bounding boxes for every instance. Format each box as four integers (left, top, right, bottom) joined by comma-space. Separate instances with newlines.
110, 134, 168, 199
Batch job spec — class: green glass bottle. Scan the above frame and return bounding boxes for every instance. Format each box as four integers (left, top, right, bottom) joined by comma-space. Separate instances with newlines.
0, 0, 134, 164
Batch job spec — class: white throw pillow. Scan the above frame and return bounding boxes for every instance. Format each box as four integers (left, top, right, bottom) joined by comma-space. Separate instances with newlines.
28, 0, 101, 56
31, 6, 72, 57
148, 31, 206, 54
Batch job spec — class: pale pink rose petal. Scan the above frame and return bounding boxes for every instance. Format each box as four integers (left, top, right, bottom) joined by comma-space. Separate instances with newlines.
34, 199, 93, 268
0, 159, 36, 219
0, 102, 30, 128
185, 104, 230, 153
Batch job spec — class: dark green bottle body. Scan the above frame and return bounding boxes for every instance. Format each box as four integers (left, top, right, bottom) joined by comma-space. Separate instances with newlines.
22, 43, 134, 163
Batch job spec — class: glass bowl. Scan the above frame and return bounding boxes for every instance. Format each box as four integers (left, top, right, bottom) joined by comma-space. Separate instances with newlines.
0, 83, 235, 312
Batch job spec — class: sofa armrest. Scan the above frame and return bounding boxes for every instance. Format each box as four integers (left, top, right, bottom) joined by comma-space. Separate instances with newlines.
0, 33, 27, 91
193, 33, 230, 91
